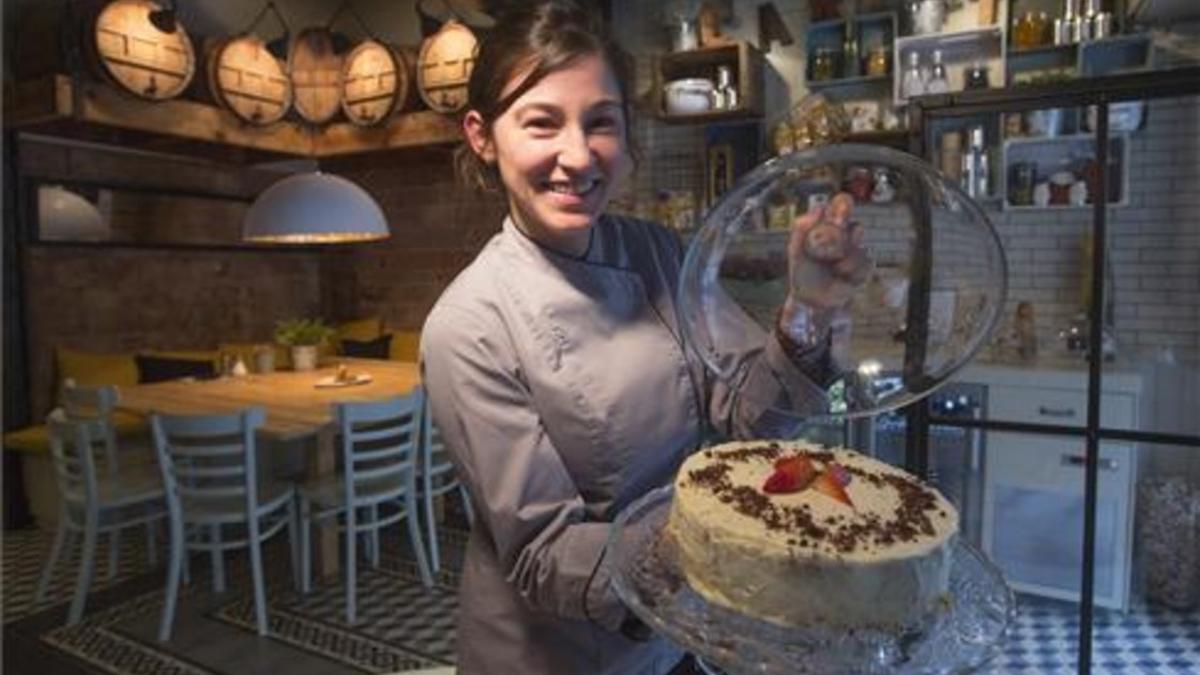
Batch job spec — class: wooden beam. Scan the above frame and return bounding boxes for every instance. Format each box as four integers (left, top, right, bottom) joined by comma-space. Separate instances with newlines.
5, 75, 462, 159
73, 81, 315, 157
312, 111, 460, 157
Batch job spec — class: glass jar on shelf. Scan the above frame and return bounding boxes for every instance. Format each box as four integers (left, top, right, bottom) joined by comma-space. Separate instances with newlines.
901, 51, 926, 98
866, 44, 890, 77
811, 47, 838, 81
925, 49, 949, 94
908, 0, 946, 35
1014, 11, 1051, 49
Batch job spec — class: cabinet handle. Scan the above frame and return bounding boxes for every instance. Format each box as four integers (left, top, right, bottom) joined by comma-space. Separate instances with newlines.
1038, 406, 1077, 418
1061, 454, 1118, 471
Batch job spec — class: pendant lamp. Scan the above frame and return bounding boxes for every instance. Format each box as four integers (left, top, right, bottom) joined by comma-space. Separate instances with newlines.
242, 172, 389, 244
38, 185, 111, 241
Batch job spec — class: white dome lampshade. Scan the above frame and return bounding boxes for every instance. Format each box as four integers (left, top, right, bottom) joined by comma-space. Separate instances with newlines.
242, 172, 390, 244
38, 185, 111, 241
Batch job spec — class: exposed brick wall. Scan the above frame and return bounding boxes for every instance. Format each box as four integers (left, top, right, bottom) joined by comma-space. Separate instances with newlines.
322, 150, 507, 332
23, 246, 322, 417
15, 138, 324, 421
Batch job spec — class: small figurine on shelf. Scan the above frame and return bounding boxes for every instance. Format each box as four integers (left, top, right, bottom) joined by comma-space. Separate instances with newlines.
1014, 301, 1038, 361
698, 1, 734, 47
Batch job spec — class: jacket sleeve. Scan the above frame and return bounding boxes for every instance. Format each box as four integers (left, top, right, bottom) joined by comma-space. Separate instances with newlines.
420, 303, 627, 630
704, 288, 831, 440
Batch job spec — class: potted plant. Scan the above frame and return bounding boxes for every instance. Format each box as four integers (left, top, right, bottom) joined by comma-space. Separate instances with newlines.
274, 318, 334, 372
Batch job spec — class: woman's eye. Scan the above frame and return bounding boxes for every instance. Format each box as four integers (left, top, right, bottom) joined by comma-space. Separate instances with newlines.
525, 118, 556, 131
590, 116, 618, 132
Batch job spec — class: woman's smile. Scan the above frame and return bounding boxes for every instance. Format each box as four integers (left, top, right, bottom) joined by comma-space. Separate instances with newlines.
465, 52, 632, 256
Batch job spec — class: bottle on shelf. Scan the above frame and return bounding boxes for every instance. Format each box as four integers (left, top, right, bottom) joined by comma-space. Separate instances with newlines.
926, 49, 950, 94
901, 51, 926, 99
961, 126, 990, 199
713, 65, 738, 110
842, 25, 860, 78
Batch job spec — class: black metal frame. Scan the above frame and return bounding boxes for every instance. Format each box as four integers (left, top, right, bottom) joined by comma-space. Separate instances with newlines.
905, 65, 1200, 674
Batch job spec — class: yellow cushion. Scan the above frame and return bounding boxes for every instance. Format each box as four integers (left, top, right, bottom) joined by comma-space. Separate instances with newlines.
3, 425, 50, 453
112, 410, 148, 437
139, 349, 220, 367
389, 330, 421, 362
56, 348, 139, 389
337, 317, 383, 343
2, 412, 144, 455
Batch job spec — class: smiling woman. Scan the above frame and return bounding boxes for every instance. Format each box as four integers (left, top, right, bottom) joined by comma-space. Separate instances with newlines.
418, 3, 860, 674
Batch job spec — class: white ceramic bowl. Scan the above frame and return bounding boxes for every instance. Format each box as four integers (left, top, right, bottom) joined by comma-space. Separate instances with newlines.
664, 78, 713, 115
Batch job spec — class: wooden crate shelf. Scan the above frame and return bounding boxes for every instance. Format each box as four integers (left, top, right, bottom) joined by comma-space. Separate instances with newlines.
4, 75, 461, 161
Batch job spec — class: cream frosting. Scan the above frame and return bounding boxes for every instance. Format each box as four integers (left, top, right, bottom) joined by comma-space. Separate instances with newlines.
666, 440, 958, 629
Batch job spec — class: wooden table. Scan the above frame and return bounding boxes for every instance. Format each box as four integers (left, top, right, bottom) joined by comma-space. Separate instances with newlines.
117, 359, 421, 580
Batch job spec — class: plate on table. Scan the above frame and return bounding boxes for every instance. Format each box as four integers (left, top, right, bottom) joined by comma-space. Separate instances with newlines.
314, 373, 373, 388
608, 486, 1015, 675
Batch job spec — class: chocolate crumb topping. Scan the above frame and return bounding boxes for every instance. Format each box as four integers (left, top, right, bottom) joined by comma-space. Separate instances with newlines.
689, 448, 950, 554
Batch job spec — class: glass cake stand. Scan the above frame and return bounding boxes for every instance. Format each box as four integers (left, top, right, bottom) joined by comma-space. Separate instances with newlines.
609, 486, 1016, 675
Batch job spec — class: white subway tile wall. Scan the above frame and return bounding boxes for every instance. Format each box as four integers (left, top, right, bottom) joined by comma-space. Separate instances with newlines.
623, 90, 1199, 363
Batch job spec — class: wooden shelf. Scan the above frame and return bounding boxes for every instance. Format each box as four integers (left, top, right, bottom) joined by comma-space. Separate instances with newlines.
4, 74, 461, 160
654, 42, 764, 122
807, 74, 892, 90
845, 129, 911, 148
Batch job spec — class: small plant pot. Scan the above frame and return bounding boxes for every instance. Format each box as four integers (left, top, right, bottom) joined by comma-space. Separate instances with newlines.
291, 345, 319, 372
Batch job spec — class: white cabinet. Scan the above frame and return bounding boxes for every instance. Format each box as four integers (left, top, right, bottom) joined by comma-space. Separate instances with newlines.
976, 372, 1141, 611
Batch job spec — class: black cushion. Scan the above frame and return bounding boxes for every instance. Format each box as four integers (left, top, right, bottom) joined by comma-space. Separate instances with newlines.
341, 334, 392, 360
135, 355, 217, 384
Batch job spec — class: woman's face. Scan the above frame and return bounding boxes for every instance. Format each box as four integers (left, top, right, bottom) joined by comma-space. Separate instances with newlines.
465, 52, 631, 256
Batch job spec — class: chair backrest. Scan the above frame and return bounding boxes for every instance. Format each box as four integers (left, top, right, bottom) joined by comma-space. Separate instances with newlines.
336, 389, 424, 501
60, 381, 120, 473
45, 408, 105, 510
150, 408, 266, 518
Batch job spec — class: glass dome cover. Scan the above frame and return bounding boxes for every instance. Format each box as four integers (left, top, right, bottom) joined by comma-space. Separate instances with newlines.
678, 143, 1007, 424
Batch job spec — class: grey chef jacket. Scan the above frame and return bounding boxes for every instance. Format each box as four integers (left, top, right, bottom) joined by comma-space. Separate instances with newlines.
420, 214, 827, 674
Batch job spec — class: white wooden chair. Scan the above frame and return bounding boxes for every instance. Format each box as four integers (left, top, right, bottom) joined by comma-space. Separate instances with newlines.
151, 407, 298, 641
298, 391, 433, 624
58, 382, 159, 579
418, 399, 474, 573
35, 409, 167, 624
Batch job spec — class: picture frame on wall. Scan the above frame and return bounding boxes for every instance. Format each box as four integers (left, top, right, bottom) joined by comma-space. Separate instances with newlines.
704, 121, 761, 210
706, 143, 734, 209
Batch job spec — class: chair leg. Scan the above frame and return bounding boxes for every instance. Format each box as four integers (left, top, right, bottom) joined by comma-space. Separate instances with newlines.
68, 521, 98, 624
405, 493, 434, 588
210, 524, 225, 594
158, 515, 184, 642
146, 521, 158, 567
423, 483, 440, 574
368, 503, 380, 569
287, 498, 300, 592
181, 534, 192, 587
248, 526, 268, 636
299, 498, 312, 595
107, 528, 120, 581
345, 509, 357, 624
35, 518, 70, 604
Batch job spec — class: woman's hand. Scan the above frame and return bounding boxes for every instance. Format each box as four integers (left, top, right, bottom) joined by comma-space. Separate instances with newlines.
779, 193, 873, 347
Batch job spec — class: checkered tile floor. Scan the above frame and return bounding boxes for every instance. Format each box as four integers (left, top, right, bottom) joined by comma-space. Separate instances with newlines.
984, 595, 1200, 674
7, 523, 1200, 674
5, 523, 465, 674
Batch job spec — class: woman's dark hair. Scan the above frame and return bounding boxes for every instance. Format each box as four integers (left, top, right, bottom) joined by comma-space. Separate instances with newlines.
454, 0, 637, 192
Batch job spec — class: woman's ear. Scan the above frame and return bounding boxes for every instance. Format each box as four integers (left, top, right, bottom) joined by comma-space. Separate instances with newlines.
463, 111, 496, 164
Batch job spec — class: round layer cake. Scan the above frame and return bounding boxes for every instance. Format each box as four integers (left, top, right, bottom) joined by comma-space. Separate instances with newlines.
666, 440, 958, 630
